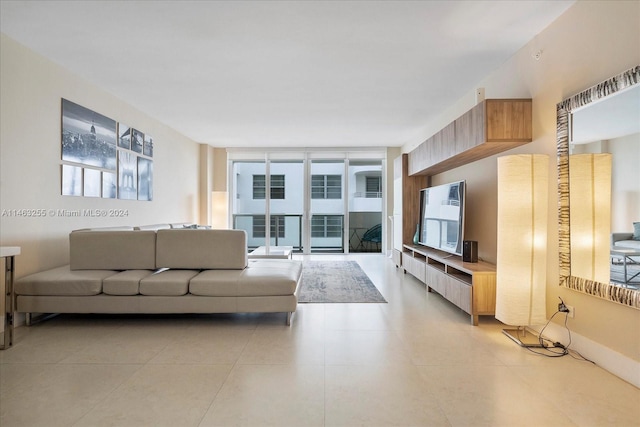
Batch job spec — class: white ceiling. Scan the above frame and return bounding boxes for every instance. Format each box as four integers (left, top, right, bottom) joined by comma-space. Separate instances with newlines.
0, 0, 574, 148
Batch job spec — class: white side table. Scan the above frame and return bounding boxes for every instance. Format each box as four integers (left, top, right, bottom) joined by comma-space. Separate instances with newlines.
1, 246, 20, 350
248, 246, 293, 259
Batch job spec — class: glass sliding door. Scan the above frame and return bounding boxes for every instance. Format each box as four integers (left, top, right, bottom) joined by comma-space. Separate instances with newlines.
228, 150, 386, 255
269, 160, 304, 252
348, 160, 383, 252
232, 161, 266, 250
310, 160, 345, 252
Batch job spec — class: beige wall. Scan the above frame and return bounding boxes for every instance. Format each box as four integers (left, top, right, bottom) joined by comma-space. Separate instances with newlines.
0, 34, 201, 277
609, 133, 640, 233
212, 148, 228, 193
402, 1, 640, 362
198, 144, 214, 225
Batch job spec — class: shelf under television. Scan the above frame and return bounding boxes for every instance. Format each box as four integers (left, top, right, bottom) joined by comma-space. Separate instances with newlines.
401, 244, 496, 325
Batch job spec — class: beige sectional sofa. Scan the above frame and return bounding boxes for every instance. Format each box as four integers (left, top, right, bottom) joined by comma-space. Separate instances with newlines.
15, 228, 303, 325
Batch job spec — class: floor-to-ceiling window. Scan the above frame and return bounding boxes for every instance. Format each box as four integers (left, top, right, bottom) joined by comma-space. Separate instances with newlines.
348, 160, 383, 252
232, 161, 266, 250
310, 160, 345, 252
269, 160, 304, 251
228, 150, 385, 254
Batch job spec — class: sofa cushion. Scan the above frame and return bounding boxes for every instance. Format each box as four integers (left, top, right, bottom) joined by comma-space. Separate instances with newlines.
103, 270, 154, 295
155, 229, 248, 270
238, 260, 302, 296
634, 222, 640, 240
614, 240, 640, 250
139, 269, 200, 296
189, 259, 301, 297
188, 270, 244, 296
15, 265, 115, 296
70, 230, 157, 270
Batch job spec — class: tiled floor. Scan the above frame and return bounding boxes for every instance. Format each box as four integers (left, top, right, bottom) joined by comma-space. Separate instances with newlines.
1, 254, 637, 426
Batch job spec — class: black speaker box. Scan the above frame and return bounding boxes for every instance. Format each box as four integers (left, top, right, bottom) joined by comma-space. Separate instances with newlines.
462, 240, 478, 263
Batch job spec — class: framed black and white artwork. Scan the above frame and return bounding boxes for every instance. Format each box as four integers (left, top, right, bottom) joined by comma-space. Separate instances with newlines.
60, 98, 153, 200
83, 168, 101, 197
61, 99, 116, 170
131, 129, 144, 153
118, 123, 131, 149
118, 150, 137, 200
102, 171, 117, 199
137, 157, 153, 201
143, 134, 154, 157
62, 164, 82, 196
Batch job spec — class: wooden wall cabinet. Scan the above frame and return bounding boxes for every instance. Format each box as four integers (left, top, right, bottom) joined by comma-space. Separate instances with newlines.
408, 99, 532, 176
402, 244, 496, 325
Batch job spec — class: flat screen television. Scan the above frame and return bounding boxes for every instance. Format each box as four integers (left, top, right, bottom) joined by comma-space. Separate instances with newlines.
418, 180, 465, 256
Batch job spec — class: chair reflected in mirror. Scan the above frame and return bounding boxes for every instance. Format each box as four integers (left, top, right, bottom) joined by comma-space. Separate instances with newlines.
360, 223, 382, 252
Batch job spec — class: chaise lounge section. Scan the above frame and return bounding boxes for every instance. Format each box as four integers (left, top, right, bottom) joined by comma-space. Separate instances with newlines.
15, 228, 303, 325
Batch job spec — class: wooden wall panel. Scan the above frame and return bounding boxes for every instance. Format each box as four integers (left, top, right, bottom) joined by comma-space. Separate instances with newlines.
401, 154, 427, 245
486, 99, 532, 141
455, 102, 484, 153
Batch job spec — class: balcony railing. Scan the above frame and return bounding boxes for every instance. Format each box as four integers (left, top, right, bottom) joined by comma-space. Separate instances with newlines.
232, 213, 380, 253
353, 191, 382, 198
233, 214, 303, 251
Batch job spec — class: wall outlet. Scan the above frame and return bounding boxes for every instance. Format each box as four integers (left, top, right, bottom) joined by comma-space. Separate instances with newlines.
566, 305, 575, 318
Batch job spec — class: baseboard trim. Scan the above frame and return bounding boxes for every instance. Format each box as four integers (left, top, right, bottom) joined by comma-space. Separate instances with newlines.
532, 323, 640, 388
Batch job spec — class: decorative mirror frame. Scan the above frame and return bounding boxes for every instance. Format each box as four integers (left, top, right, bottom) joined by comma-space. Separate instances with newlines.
557, 65, 640, 309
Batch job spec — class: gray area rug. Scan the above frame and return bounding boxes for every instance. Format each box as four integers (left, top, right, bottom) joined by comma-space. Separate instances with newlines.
298, 261, 387, 303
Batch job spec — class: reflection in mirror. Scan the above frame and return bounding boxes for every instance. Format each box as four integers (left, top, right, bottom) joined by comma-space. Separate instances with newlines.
569, 153, 612, 283
557, 65, 640, 309
569, 85, 640, 290
571, 85, 640, 145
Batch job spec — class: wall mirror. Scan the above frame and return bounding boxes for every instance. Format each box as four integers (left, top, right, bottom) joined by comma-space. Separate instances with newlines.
557, 65, 640, 309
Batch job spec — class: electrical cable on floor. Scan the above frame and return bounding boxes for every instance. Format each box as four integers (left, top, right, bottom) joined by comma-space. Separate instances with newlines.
521, 309, 595, 364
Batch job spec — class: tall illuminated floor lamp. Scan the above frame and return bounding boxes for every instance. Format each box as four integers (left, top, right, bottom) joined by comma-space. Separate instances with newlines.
496, 154, 549, 347
211, 191, 229, 229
